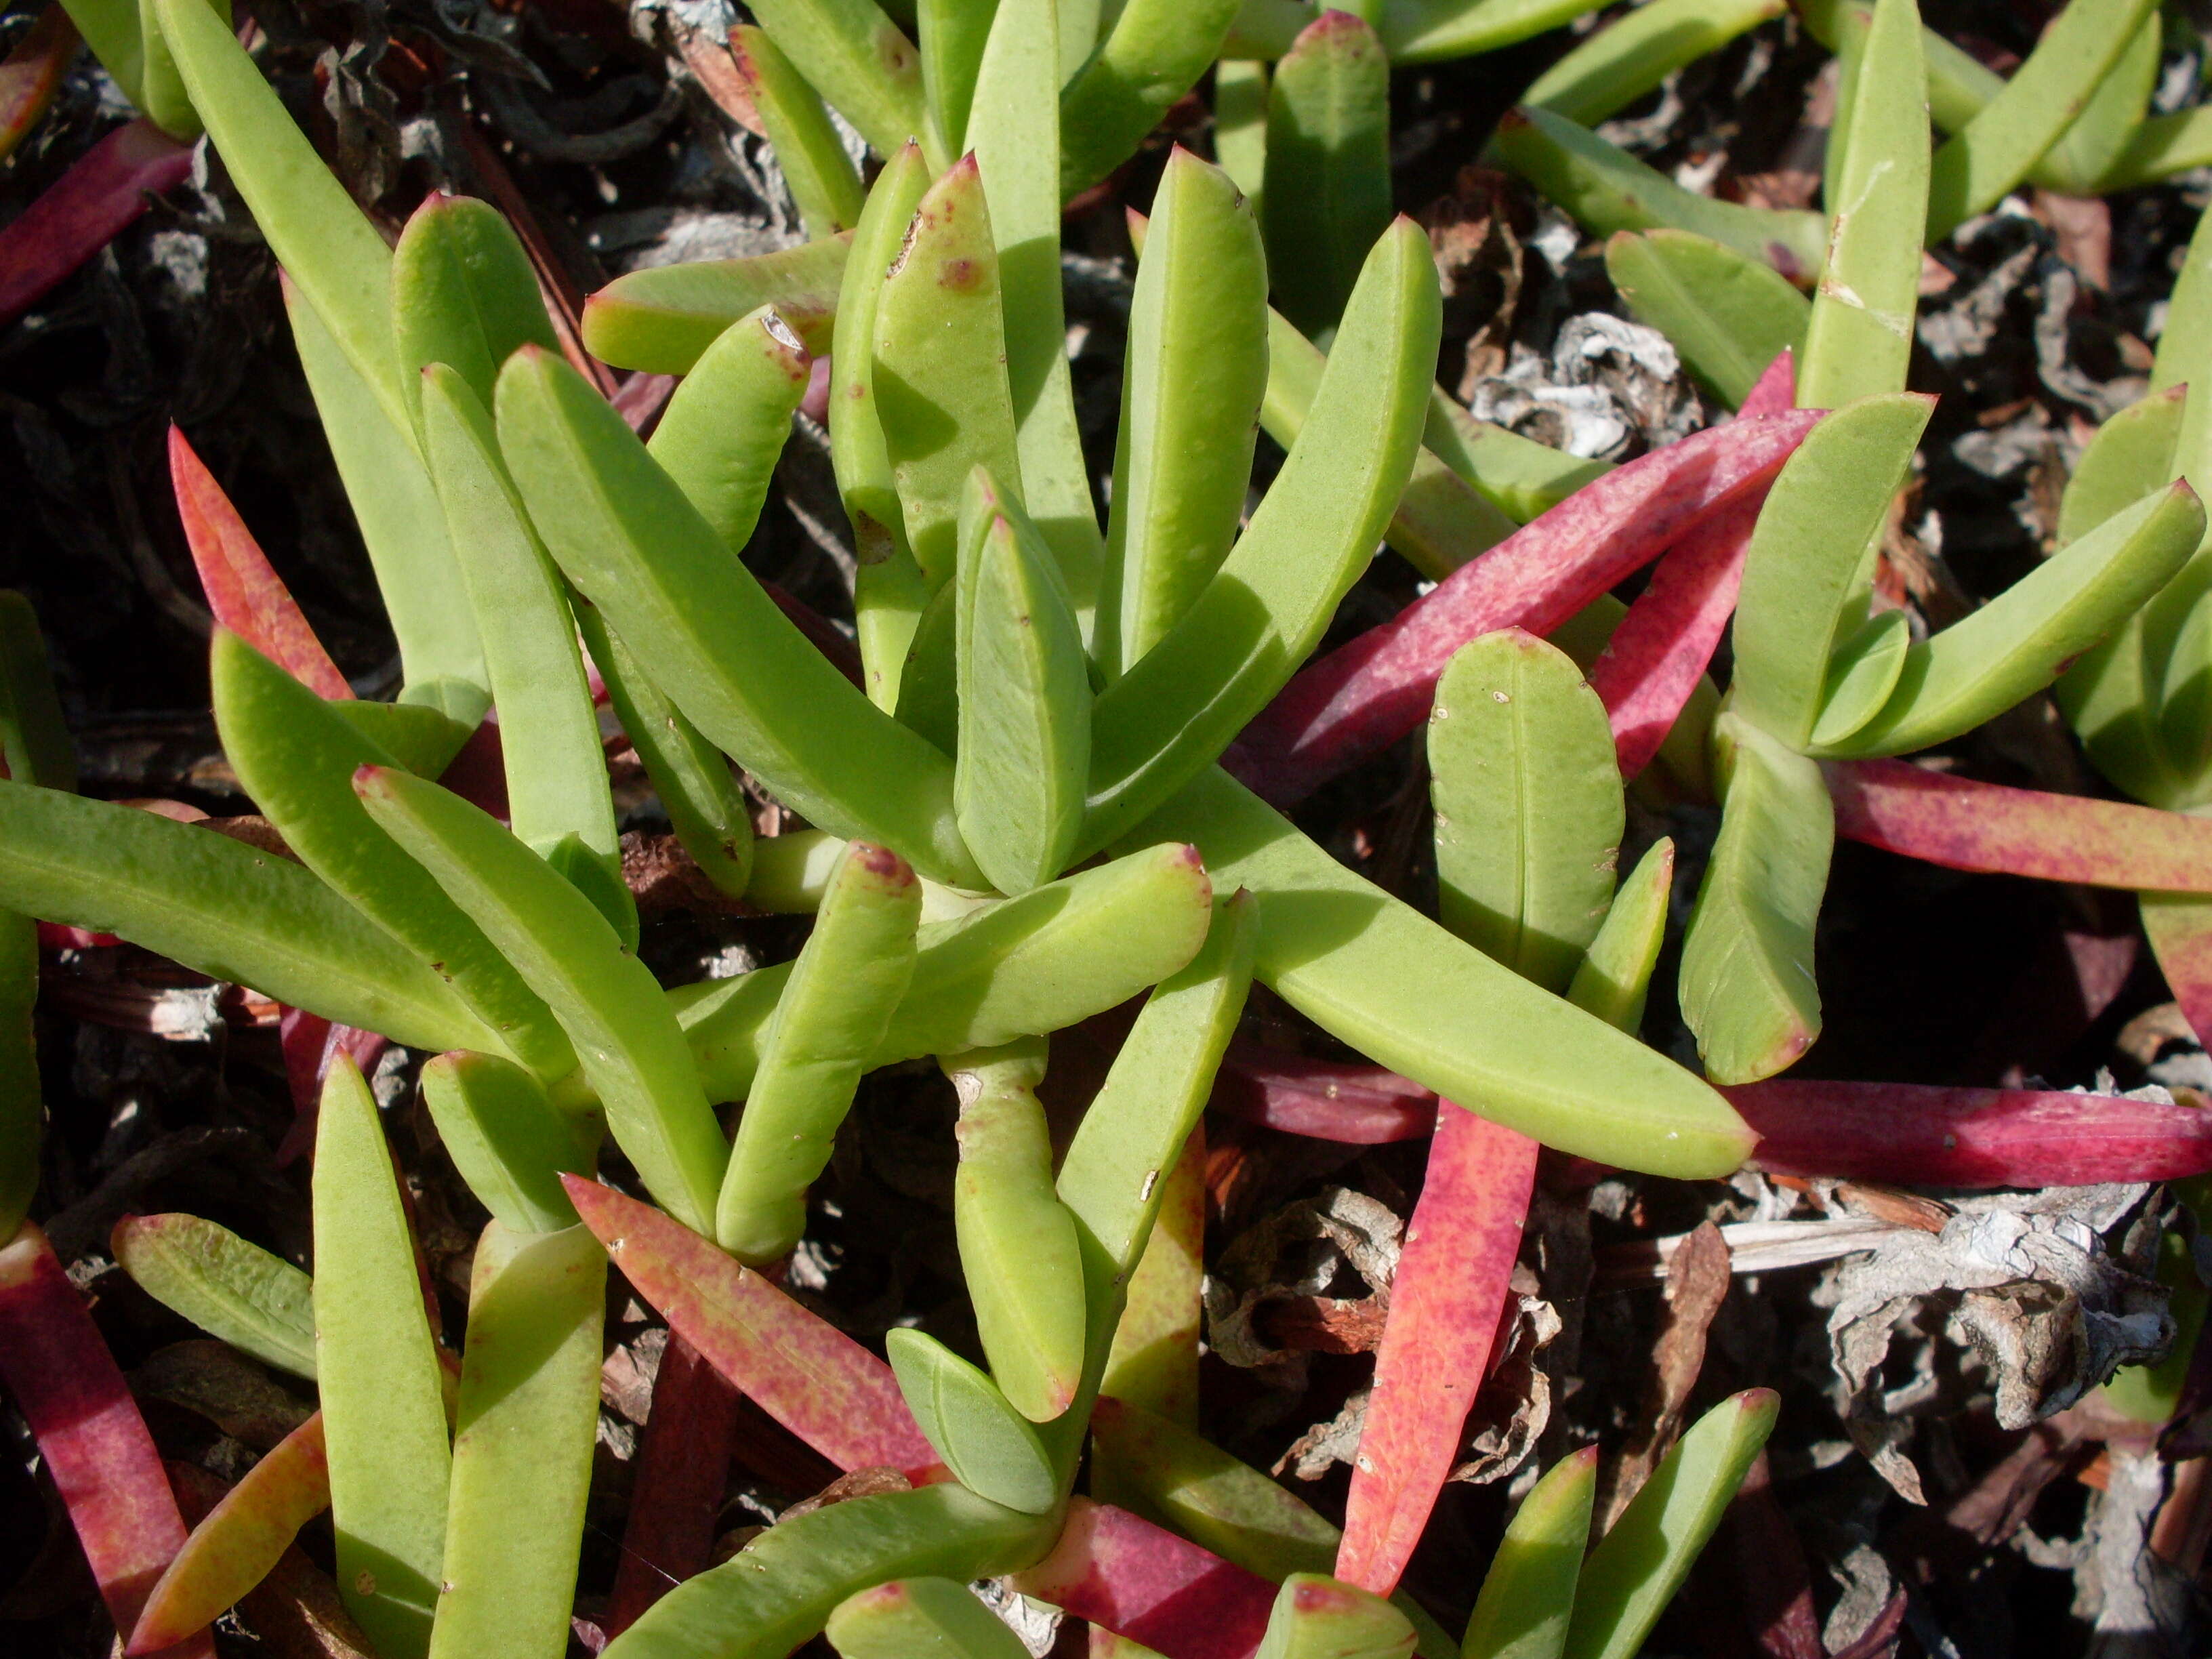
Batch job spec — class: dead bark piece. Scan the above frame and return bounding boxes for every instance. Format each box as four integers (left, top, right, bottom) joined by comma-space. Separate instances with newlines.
1597, 1221, 1733, 1530
1450, 1267, 1561, 1488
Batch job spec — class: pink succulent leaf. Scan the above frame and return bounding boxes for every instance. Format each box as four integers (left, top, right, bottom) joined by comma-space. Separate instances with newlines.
0, 1222, 213, 1658
1010, 1498, 1277, 1659
0, 118, 193, 327
1335, 1108, 1538, 1597
1827, 759, 2212, 892
1231, 410, 1824, 806
1212, 1044, 1438, 1144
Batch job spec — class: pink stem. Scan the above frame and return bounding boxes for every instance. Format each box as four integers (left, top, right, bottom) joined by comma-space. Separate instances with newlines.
1231, 410, 1823, 806
0, 1222, 212, 1657
604, 1334, 739, 1637
1828, 759, 2212, 892
0, 117, 194, 326
1009, 1499, 1277, 1659
1212, 1044, 1438, 1144
1335, 1107, 1537, 1597
1725, 1079, 2212, 1186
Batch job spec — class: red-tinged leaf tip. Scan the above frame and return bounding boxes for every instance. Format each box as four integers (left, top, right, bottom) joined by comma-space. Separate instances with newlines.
171, 430, 351, 701
1292, 1579, 1359, 1615
350, 763, 396, 803
1496, 107, 1532, 135
846, 842, 918, 888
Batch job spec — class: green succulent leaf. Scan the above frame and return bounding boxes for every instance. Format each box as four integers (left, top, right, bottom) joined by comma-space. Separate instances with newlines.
1492, 105, 1824, 283
954, 472, 1093, 893
1800, 0, 1927, 409
314, 1058, 451, 1659
941, 1038, 1088, 1422
647, 304, 815, 557
1729, 392, 1933, 750
718, 841, 920, 1263
1521, 0, 1782, 128
731, 25, 867, 238
1562, 1391, 1778, 1659
111, 1213, 318, 1381
495, 346, 982, 888
885, 1330, 1058, 1513
1082, 217, 1440, 854
1677, 714, 1835, 1084
420, 1051, 599, 1235
1806, 607, 1912, 751
1263, 11, 1393, 340
420, 366, 634, 946
1460, 1447, 1596, 1659
582, 236, 850, 374
826, 1577, 1033, 1658
1257, 1576, 1418, 1659
392, 193, 559, 430
211, 630, 573, 1078
430, 1221, 605, 1659
1099, 147, 1269, 678
1567, 838, 1673, 1036
1603, 230, 1809, 409
745, 0, 931, 165
1212, 59, 1270, 213
1058, 0, 1243, 197
354, 764, 729, 1238
1429, 628, 1624, 995
917, 0, 996, 159
0, 775, 494, 1054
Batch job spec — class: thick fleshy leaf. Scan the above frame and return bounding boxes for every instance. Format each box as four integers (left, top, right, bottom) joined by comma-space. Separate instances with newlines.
169, 428, 350, 699
495, 344, 982, 887
1729, 393, 1932, 750
428, 1221, 605, 1659
1561, 1391, 1779, 1659
1262, 12, 1391, 339
1568, 837, 1674, 1034
1429, 629, 1624, 994
211, 630, 573, 1078
1728, 1079, 2212, 1186
1459, 1447, 1597, 1659
420, 367, 632, 943
1335, 1108, 1537, 1597
1130, 768, 1758, 1176
1101, 148, 1269, 679
0, 777, 493, 1052
313, 1059, 451, 1659
886, 1329, 1057, 1513
153, 0, 403, 430
827, 1578, 1031, 1658
1212, 1047, 1439, 1145
0, 9, 81, 165
0, 117, 192, 327
645, 303, 812, 557
1677, 714, 1835, 1084
419, 1051, 596, 1234
110, 1213, 316, 1380
1799, 0, 1926, 408
127, 1414, 329, 1656
1603, 230, 1808, 408
391, 192, 559, 428
731, 24, 866, 237
564, 1178, 938, 1475
1236, 410, 1820, 806
583, 236, 851, 373
1083, 219, 1439, 852
968, 0, 1103, 611
1492, 106, 1824, 282
718, 842, 919, 1262
1824, 757, 2212, 890
1097, 1129, 1205, 1427
675, 841, 1214, 1102
1522, 0, 1782, 127
1010, 1499, 1275, 1659
1057, 0, 1242, 197
744, 0, 928, 163
355, 764, 728, 1234
1923, 0, 2158, 243
1257, 1576, 1416, 1659
602, 1484, 1053, 1659
917, 0, 994, 158
943, 1040, 1088, 1422
1819, 480, 2206, 759
0, 1223, 210, 1658
281, 276, 488, 713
